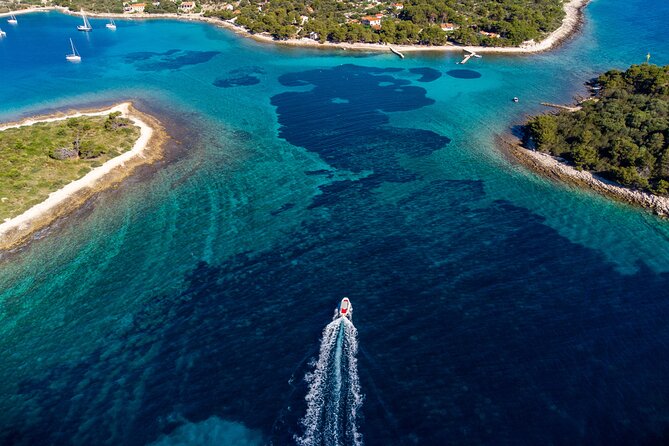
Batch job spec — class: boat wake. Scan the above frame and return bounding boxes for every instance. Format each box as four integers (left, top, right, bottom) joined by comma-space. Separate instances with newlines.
295, 316, 363, 446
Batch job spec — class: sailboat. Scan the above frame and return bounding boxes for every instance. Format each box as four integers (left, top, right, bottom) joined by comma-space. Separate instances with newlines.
66, 38, 81, 62
77, 11, 92, 31
7, 14, 18, 25
106, 17, 116, 30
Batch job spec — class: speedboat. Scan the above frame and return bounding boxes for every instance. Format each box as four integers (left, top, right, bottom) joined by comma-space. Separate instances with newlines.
339, 297, 352, 319
0, 28, 6, 37
513, 97, 519, 103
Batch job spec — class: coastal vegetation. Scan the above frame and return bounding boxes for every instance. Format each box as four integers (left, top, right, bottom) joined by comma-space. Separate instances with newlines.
0, 113, 140, 220
207, 0, 566, 46
49, 0, 180, 14
525, 63, 669, 195
51, 0, 127, 14
1, 0, 42, 13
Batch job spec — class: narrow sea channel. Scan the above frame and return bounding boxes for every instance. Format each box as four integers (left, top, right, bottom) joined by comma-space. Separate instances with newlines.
1, 1, 669, 443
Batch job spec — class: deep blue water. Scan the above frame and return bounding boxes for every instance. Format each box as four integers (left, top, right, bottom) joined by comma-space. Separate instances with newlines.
2, 1, 669, 444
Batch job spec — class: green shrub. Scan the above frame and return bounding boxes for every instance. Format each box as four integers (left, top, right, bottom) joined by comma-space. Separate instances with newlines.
78, 141, 107, 159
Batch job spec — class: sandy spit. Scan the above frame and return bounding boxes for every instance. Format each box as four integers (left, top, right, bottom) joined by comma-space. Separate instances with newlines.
0, 102, 167, 251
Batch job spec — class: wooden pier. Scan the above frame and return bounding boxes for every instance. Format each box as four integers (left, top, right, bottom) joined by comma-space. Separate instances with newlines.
540, 102, 581, 112
389, 47, 405, 59
458, 48, 482, 64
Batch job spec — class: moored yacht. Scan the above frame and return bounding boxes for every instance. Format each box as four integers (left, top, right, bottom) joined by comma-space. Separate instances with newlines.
7, 14, 18, 25
77, 11, 92, 31
66, 38, 81, 62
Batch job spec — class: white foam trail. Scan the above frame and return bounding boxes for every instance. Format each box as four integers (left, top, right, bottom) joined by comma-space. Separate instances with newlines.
296, 318, 341, 446
342, 318, 363, 446
325, 321, 345, 445
296, 317, 364, 446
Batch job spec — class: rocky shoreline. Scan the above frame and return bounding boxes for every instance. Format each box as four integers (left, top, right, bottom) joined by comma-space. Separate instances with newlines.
501, 136, 669, 218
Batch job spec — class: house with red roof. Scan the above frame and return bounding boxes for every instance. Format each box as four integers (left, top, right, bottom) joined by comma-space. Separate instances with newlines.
179, 1, 196, 12
125, 3, 145, 12
361, 16, 381, 27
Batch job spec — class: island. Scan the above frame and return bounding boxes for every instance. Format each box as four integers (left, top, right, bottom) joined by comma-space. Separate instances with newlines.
0, 103, 165, 250
3, 0, 589, 52
511, 63, 669, 216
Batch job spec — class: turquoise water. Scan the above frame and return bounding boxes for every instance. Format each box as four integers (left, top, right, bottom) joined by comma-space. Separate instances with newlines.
1, 1, 669, 444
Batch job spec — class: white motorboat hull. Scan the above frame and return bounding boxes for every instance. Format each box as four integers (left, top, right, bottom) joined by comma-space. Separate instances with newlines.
338, 297, 352, 319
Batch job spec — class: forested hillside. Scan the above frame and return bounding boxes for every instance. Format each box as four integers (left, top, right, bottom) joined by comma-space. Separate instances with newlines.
208, 0, 566, 45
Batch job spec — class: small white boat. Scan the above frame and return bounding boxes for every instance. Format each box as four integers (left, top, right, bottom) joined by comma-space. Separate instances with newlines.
0, 28, 6, 37
105, 17, 116, 30
338, 297, 352, 319
77, 11, 92, 31
66, 38, 81, 62
513, 97, 519, 103
7, 14, 18, 25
